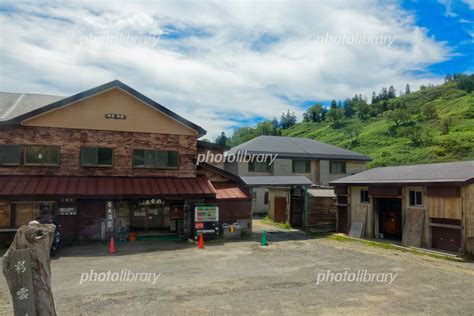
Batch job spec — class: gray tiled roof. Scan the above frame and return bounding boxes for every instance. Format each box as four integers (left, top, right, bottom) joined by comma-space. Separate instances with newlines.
330, 161, 474, 185
241, 175, 313, 186
227, 135, 371, 161
0, 92, 64, 121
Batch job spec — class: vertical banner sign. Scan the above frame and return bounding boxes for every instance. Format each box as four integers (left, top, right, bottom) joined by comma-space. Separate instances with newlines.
7, 249, 36, 315
106, 201, 114, 233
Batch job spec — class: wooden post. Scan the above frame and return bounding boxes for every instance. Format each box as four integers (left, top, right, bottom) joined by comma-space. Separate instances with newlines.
2, 224, 57, 316
5, 249, 36, 315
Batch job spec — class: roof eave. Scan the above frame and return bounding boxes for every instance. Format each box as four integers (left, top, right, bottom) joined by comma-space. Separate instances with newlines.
3, 80, 207, 137
330, 179, 473, 187
226, 150, 371, 161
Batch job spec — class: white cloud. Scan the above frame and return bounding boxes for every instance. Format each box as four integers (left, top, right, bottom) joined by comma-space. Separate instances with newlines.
0, 0, 450, 138
438, 0, 457, 17
463, 0, 474, 9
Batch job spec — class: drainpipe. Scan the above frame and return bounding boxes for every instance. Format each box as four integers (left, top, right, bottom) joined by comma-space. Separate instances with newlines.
303, 186, 308, 229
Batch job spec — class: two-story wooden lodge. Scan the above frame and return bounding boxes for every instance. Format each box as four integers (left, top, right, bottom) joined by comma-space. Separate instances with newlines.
0, 80, 251, 244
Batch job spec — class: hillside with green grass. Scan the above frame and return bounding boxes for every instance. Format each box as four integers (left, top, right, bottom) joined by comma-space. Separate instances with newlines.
283, 81, 474, 167
226, 75, 474, 168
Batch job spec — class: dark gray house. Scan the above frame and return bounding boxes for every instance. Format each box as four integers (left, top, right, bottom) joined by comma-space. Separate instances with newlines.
225, 135, 371, 221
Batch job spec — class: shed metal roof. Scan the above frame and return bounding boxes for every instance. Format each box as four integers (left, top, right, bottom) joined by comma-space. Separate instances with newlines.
308, 188, 336, 198
212, 182, 252, 200
330, 161, 474, 186
227, 136, 370, 161
241, 175, 313, 187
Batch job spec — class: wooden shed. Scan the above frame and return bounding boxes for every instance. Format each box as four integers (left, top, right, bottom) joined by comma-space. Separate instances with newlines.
305, 188, 337, 233
330, 161, 474, 255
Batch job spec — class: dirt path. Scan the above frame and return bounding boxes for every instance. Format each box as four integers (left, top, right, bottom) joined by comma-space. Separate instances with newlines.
1, 237, 473, 315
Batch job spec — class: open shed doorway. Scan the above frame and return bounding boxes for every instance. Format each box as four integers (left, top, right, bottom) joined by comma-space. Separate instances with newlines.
375, 198, 402, 241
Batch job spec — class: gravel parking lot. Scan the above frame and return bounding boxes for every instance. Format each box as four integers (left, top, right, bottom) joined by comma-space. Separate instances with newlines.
1, 229, 474, 315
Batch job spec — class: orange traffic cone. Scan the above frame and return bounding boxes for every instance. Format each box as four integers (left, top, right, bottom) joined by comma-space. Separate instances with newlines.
198, 232, 204, 249
109, 236, 116, 254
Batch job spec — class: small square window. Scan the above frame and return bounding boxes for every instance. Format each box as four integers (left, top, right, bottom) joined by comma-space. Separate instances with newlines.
409, 190, 423, 207
360, 190, 370, 203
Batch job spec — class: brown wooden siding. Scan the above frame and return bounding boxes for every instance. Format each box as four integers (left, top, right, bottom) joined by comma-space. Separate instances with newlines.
334, 186, 347, 195
368, 186, 402, 197
0, 201, 11, 228
305, 196, 337, 232
426, 186, 461, 197
214, 199, 252, 224
427, 196, 462, 220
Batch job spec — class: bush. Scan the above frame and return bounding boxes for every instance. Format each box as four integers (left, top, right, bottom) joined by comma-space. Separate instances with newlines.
440, 116, 452, 135
421, 103, 438, 120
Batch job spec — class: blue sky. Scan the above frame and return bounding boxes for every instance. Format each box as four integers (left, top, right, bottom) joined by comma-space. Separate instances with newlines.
402, 0, 473, 75
0, 0, 472, 138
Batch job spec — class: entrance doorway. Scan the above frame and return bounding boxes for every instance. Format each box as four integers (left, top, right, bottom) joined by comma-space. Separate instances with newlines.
337, 206, 349, 234
130, 202, 171, 232
274, 197, 287, 223
375, 198, 402, 240
290, 195, 304, 227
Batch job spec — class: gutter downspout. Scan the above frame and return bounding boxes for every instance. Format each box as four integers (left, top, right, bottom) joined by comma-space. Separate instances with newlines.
303, 186, 308, 229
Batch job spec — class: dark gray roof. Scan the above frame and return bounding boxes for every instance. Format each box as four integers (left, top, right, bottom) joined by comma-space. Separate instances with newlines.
0, 80, 206, 136
330, 161, 474, 185
227, 136, 371, 161
241, 175, 313, 187
0, 92, 64, 121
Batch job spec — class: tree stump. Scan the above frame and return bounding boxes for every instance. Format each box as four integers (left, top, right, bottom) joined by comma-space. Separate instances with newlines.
2, 224, 57, 316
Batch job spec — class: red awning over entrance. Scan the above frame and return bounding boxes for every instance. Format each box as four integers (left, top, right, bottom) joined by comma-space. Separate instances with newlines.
0, 175, 216, 198
212, 182, 252, 200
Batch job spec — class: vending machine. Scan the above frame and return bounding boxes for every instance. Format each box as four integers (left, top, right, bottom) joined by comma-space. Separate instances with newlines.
194, 205, 221, 240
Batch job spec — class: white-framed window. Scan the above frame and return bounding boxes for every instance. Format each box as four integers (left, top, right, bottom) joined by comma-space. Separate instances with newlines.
409, 190, 423, 207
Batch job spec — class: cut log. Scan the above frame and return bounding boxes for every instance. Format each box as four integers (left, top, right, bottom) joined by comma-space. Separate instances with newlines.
2, 224, 57, 316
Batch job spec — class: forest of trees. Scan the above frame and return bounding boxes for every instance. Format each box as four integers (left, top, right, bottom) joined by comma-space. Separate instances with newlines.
216, 110, 298, 146
214, 73, 474, 146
